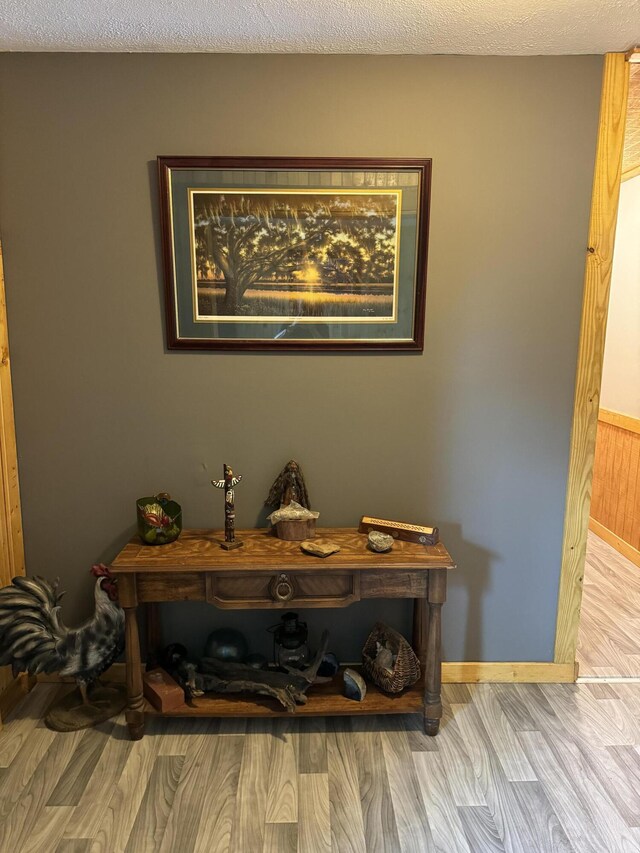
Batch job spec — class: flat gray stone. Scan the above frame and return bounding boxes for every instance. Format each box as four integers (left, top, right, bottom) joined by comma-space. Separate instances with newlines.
368, 530, 394, 552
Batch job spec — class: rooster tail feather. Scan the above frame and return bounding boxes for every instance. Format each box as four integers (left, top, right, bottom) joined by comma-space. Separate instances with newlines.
1, 619, 50, 644
7, 628, 52, 658
0, 576, 67, 675
50, 606, 67, 636
0, 591, 47, 610
32, 576, 61, 603
0, 573, 123, 684
12, 576, 59, 608
23, 644, 58, 674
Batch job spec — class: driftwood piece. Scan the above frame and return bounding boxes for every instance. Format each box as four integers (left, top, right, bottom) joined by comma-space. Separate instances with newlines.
179, 630, 330, 713
265, 460, 310, 510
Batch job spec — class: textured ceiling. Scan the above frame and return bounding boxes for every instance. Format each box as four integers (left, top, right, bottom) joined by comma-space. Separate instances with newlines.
0, 0, 639, 53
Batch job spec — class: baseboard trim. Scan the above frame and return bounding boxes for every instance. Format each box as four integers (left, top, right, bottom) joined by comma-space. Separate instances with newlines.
442, 661, 576, 683
38, 660, 577, 687
589, 518, 640, 568
578, 675, 640, 683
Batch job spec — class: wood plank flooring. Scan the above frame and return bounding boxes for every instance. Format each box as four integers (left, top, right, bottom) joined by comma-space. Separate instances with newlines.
577, 531, 640, 677
5, 681, 640, 850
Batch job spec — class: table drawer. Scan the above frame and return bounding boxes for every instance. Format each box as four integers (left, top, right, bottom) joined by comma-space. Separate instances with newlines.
136, 572, 206, 602
206, 572, 360, 609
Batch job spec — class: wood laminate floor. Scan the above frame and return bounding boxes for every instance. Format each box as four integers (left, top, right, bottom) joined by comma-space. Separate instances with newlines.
4, 681, 640, 851
577, 531, 640, 678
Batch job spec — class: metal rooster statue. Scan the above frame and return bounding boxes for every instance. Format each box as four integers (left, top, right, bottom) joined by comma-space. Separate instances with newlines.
212, 463, 244, 550
0, 564, 126, 731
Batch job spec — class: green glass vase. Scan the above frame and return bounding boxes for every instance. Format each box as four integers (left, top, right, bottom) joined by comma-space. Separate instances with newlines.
136, 492, 182, 545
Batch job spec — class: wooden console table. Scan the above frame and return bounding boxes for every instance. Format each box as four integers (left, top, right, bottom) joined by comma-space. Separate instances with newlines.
111, 528, 455, 740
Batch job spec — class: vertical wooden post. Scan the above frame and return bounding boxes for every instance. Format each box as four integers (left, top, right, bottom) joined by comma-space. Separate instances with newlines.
424, 568, 446, 735
120, 574, 145, 740
555, 54, 630, 667
146, 602, 162, 663
0, 240, 27, 724
412, 596, 428, 668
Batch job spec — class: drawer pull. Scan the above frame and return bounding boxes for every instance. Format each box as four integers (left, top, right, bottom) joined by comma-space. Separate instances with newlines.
270, 573, 295, 602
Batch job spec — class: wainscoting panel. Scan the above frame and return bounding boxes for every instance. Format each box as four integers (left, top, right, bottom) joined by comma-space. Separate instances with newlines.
590, 409, 640, 566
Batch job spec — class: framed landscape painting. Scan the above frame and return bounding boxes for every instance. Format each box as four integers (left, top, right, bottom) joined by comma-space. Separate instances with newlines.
157, 157, 431, 351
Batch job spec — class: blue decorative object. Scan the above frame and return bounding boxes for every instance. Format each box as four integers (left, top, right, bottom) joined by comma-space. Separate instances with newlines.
203, 628, 248, 663
343, 668, 367, 701
318, 652, 340, 678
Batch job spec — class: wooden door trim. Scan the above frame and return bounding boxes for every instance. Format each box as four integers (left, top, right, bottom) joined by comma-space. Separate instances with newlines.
554, 53, 630, 667
0, 239, 27, 721
0, 241, 25, 581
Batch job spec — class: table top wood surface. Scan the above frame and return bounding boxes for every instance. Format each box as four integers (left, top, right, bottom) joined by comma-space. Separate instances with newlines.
111, 527, 455, 574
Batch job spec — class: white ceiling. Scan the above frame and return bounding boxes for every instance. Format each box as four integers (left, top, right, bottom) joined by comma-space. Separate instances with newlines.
0, 0, 638, 54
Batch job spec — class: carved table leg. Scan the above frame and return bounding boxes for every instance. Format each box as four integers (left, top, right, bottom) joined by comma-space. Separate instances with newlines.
412, 597, 429, 668
124, 605, 145, 740
146, 602, 162, 667
424, 568, 446, 736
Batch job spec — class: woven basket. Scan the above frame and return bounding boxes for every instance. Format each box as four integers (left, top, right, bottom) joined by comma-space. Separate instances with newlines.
362, 622, 421, 694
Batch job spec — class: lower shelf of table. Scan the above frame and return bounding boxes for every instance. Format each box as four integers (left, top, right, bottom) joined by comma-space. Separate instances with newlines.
143, 667, 425, 718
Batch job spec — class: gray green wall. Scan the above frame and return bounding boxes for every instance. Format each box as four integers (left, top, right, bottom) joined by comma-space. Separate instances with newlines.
0, 54, 602, 662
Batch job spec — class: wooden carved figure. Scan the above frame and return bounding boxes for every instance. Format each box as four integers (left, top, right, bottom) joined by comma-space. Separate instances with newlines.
212, 463, 244, 550
265, 459, 310, 509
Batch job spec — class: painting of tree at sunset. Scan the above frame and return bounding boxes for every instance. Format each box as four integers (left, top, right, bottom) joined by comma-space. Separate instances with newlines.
190, 190, 401, 321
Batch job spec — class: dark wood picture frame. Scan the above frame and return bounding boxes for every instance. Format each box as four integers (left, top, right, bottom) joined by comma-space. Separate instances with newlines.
157, 156, 431, 352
